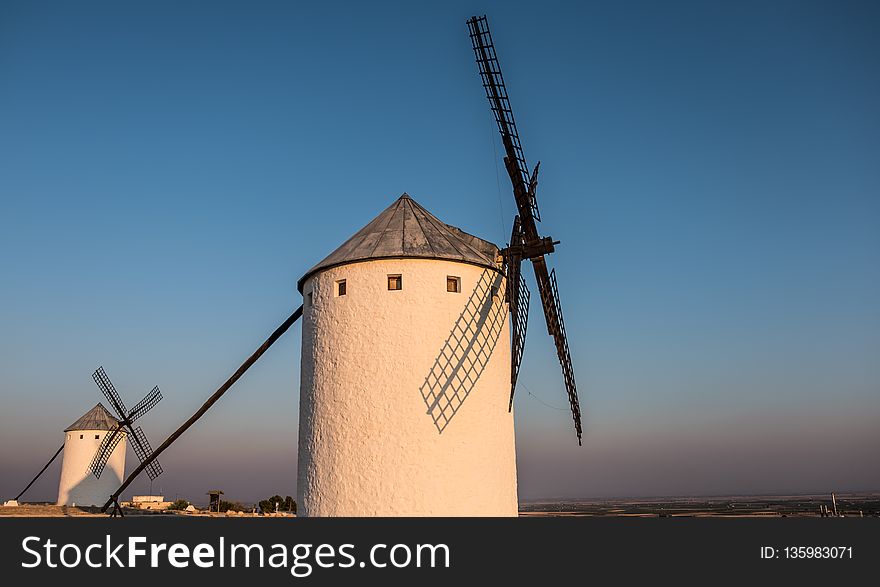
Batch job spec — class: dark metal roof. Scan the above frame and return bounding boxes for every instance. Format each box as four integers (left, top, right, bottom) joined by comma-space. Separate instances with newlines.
298, 193, 500, 291
64, 403, 120, 432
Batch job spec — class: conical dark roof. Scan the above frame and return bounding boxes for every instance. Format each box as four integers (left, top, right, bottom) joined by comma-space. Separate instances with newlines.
64, 403, 120, 432
297, 193, 500, 291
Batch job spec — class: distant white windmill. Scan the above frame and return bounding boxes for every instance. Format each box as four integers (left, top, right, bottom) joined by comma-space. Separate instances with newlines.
12, 367, 163, 510
57, 403, 126, 506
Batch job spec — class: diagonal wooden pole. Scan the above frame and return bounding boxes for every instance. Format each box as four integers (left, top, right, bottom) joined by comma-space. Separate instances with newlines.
15, 444, 64, 501
101, 305, 304, 513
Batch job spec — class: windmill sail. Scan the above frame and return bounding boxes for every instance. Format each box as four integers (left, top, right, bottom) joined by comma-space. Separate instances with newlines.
129, 426, 163, 480
88, 367, 165, 479
468, 14, 583, 443
128, 386, 162, 423
539, 268, 582, 442
467, 15, 540, 221
89, 427, 126, 478
506, 216, 530, 410
93, 367, 128, 421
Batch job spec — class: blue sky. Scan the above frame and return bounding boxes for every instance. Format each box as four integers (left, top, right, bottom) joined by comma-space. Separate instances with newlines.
1, 0, 878, 504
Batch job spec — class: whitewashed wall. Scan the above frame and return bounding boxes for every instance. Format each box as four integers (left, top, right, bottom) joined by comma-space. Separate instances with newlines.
57, 430, 126, 506
298, 258, 518, 516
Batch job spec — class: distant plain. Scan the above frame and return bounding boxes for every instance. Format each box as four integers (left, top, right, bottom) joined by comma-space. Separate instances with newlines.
3, 493, 877, 518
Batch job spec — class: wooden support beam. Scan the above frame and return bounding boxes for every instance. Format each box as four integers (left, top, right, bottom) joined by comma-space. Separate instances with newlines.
100, 306, 304, 513
14, 444, 64, 501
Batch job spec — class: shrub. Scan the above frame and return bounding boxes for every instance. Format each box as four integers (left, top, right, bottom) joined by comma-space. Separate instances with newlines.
219, 500, 247, 513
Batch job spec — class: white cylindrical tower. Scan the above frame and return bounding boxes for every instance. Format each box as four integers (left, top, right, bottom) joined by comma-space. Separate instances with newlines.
297, 194, 518, 516
57, 403, 126, 506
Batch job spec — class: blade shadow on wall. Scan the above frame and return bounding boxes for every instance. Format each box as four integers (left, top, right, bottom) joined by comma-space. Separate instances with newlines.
419, 269, 507, 433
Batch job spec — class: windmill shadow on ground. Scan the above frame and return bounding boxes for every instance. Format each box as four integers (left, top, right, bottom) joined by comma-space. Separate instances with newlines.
419, 269, 507, 433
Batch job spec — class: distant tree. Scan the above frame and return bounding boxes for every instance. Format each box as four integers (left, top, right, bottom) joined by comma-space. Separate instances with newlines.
219, 500, 247, 513
167, 499, 190, 511
259, 495, 296, 514
284, 495, 296, 514
259, 495, 282, 514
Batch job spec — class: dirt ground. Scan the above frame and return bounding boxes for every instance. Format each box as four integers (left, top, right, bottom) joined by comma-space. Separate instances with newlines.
0, 504, 294, 518
0, 504, 105, 517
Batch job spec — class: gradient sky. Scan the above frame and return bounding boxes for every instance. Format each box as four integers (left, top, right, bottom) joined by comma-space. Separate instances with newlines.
1, 0, 878, 505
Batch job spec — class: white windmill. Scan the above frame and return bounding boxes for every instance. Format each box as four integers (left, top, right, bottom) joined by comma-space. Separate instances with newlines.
94, 15, 583, 518
12, 368, 163, 510
293, 16, 583, 516
296, 194, 518, 516
57, 403, 126, 506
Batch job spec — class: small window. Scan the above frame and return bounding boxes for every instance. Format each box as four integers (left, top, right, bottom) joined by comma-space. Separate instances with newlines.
95, 434, 100, 439
79, 434, 83, 439
388, 274, 402, 290
336, 279, 347, 296
447, 276, 461, 293
307, 292, 313, 306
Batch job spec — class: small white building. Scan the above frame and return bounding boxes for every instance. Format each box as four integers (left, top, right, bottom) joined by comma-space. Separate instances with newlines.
297, 194, 517, 516
123, 495, 172, 510
57, 403, 126, 507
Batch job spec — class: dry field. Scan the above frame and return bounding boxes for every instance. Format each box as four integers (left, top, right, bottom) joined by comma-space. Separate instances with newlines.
520, 493, 880, 517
